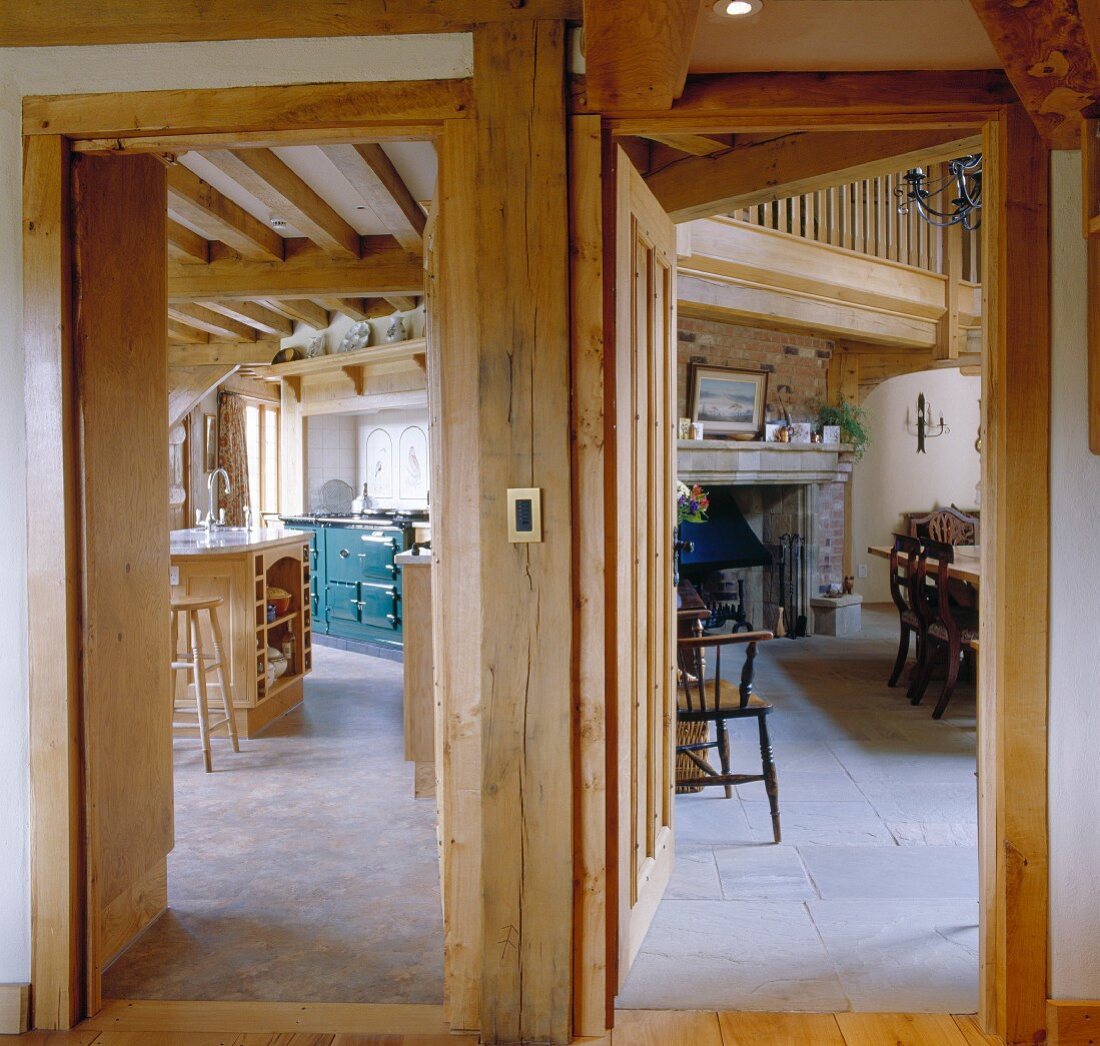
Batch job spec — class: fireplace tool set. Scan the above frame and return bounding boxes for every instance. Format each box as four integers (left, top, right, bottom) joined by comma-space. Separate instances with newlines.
777, 533, 808, 639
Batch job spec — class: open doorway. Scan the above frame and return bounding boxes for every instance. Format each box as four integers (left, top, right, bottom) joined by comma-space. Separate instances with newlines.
618, 158, 982, 1012
25, 106, 458, 1019
575, 109, 1039, 1034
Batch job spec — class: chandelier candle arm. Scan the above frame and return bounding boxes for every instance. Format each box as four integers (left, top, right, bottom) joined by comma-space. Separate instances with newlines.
896, 154, 982, 230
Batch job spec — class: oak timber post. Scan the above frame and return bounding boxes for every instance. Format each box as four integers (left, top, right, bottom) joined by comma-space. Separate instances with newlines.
439, 21, 575, 1045
979, 105, 1050, 1046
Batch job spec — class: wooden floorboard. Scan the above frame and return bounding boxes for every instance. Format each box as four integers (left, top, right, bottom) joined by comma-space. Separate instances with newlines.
15, 1010, 1001, 1044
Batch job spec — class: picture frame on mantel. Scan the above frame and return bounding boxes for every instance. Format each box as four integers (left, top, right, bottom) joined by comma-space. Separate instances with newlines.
203, 413, 217, 473
688, 364, 768, 437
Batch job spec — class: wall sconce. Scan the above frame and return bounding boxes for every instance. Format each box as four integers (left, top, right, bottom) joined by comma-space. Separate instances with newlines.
910, 392, 949, 453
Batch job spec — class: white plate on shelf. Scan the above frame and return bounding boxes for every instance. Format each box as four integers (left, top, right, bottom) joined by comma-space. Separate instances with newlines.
320, 479, 354, 514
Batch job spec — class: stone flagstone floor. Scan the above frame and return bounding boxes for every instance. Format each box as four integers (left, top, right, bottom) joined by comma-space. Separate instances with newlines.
617, 604, 979, 1014
103, 647, 443, 1003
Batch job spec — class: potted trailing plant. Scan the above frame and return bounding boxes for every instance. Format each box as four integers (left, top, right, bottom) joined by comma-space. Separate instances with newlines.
817, 401, 872, 461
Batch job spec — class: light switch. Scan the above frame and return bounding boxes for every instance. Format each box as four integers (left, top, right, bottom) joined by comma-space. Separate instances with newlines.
507, 487, 542, 543
169, 565, 180, 586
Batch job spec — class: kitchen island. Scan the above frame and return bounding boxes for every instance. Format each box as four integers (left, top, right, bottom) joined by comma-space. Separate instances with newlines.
170, 527, 313, 737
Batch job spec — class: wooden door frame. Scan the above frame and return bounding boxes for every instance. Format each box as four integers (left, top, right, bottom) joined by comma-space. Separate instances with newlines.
571, 104, 1050, 1045
20, 78, 483, 1033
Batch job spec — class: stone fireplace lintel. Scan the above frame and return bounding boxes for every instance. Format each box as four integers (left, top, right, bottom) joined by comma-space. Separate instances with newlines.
677, 439, 854, 486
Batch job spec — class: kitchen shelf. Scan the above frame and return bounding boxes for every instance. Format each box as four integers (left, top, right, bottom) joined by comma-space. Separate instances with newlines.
268, 338, 427, 397
264, 610, 298, 629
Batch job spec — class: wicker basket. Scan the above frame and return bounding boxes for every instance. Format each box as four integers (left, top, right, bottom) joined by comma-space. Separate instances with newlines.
675, 720, 711, 794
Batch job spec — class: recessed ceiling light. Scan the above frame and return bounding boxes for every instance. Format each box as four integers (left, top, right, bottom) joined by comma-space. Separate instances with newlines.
715, 0, 762, 15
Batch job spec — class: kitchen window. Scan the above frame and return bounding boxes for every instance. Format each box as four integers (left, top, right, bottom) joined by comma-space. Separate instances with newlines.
244, 399, 280, 519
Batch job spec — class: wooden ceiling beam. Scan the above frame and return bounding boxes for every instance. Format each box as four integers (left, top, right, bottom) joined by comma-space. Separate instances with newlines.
648, 129, 982, 223
637, 133, 733, 157
168, 342, 280, 367
583, 0, 702, 110
166, 218, 210, 263
168, 164, 284, 262
384, 295, 418, 312
168, 319, 209, 344
321, 143, 427, 252
3, 1, 580, 47
264, 298, 331, 330
201, 148, 360, 259
311, 297, 402, 322
169, 237, 423, 303
168, 304, 258, 341
968, 0, 1100, 148
588, 70, 1018, 131
198, 300, 294, 337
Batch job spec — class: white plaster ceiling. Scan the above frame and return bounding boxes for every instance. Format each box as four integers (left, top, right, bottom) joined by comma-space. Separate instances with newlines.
689, 0, 1001, 73
178, 142, 437, 239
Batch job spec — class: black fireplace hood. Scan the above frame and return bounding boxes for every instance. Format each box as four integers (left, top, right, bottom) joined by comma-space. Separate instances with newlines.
679, 486, 773, 578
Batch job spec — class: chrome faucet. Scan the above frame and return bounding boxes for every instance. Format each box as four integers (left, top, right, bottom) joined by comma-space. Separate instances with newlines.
206, 468, 231, 531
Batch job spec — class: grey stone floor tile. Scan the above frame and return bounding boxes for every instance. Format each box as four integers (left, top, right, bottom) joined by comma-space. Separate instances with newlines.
714, 844, 817, 901
737, 770, 864, 803
674, 792, 755, 846
616, 900, 848, 1011
743, 800, 897, 846
799, 845, 978, 900
808, 898, 978, 1012
666, 845, 723, 900
887, 821, 979, 846
857, 780, 978, 823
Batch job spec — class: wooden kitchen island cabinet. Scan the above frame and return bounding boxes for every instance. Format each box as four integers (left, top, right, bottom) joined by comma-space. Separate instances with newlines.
170, 528, 313, 738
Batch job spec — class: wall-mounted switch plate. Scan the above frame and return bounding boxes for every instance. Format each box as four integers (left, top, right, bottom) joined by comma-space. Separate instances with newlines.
507, 487, 542, 543
169, 565, 180, 586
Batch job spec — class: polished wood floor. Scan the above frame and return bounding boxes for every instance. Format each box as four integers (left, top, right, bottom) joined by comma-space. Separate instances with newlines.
13, 1001, 999, 1044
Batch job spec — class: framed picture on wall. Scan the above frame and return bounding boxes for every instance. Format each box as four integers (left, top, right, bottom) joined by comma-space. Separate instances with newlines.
365, 428, 394, 499
688, 365, 768, 437
203, 413, 217, 472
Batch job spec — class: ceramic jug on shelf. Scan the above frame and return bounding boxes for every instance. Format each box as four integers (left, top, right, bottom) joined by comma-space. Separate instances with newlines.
385, 313, 407, 343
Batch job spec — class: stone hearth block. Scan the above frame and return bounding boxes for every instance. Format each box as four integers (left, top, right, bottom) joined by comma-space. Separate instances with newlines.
811, 593, 863, 637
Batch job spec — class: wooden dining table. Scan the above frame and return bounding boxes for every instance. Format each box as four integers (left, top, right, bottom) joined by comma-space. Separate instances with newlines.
867, 544, 981, 587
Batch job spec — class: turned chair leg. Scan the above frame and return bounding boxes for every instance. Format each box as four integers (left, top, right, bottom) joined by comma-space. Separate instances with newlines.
888, 623, 911, 687
758, 715, 780, 844
718, 721, 733, 799
932, 642, 964, 720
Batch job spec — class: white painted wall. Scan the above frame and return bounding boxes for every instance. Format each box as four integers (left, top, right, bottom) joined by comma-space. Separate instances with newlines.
1049, 149, 1100, 999
0, 68, 31, 985
0, 32, 470, 985
850, 368, 982, 603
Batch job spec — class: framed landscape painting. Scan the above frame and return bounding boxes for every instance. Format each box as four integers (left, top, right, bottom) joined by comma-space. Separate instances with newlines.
688, 365, 768, 437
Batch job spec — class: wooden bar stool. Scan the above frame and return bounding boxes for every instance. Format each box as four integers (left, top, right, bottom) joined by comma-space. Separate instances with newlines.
170, 594, 240, 772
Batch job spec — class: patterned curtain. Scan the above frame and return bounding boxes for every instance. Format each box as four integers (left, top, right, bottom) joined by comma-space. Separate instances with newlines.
216, 391, 251, 526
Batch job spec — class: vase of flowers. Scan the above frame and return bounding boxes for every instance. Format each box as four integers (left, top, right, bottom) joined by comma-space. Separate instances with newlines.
674, 482, 710, 585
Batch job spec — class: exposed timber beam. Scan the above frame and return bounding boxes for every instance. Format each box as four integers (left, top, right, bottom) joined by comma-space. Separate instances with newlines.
637, 132, 733, 157
648, 129, 982, 223
2, 1, 580, 47
168, 319, 209, 344
167, 342, 280, 367
24, 80, 473, 141
166, 218, 209, 263
583, 0, 702, 110
384, 295, 418, 312
168, 164, 284, 262
202, 149, 360, 259
311, 297, 393, 322
265, 298, 330, 330
591, 70, 1018, 131
968, 0, 1100, 148
168, 304, 258, 341
322, 144, 427, 251
168, 237, 423, 302
198, 300, 294, 337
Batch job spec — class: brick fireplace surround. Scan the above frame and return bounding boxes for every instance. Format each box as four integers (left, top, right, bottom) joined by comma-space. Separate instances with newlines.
677, 317, 850, 633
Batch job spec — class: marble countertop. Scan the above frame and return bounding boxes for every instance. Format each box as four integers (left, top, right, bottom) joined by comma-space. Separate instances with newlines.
170, 527, 308, 557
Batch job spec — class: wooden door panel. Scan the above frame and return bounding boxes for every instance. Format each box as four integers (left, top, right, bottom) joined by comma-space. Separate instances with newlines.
611, 148, 678, 988
72, 153, 171, 1009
